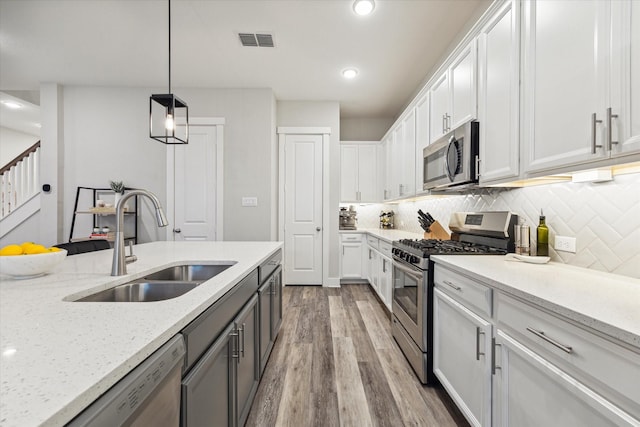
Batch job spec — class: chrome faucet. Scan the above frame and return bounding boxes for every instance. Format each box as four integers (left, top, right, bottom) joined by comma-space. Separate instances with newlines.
111, 189, 169, 276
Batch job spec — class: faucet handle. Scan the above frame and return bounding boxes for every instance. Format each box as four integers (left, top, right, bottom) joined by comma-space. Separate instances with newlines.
125, 240, 137, 264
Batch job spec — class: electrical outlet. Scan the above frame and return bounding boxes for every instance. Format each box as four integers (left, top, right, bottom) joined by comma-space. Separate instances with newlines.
555, 236, 577, 253
241, 197, 258, 207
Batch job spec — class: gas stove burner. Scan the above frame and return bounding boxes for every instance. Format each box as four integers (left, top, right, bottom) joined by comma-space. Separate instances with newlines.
392, 238, 508, 270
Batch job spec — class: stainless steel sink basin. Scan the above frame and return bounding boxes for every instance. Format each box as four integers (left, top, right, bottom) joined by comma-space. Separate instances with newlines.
74, 263, 236, 302
143, 264, 234, 282
77, 281, 199, 302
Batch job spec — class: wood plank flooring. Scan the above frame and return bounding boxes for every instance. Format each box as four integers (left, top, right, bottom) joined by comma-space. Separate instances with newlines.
245, 284, 470, 427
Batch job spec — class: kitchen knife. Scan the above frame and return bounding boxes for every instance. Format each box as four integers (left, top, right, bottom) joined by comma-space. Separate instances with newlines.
425, 212, 436, 224
417, 210, 432, 224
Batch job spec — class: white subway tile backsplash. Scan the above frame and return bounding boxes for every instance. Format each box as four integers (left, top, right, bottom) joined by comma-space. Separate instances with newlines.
353, 173, 640, 278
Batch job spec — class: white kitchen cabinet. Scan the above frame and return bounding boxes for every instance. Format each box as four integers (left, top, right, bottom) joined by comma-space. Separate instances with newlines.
522, 0, 640, 175
365, 245, 379, 292
492, 329, 638, 427
378, 254, 393, 311
434, 288, 492, 427
340, 233, 364, 279
430, 39, 478, 144
415, 92, 429, 193
399, 109, 416, 197
340, 143, 378, 203
478, 0, 520, 184
382, 133, 399, 201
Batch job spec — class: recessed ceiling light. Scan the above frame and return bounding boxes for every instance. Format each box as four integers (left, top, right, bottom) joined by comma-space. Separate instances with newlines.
342, 68, 359, 79
33, 123, 42, 128
353, 0, 375, 16
1, 100, 22, 109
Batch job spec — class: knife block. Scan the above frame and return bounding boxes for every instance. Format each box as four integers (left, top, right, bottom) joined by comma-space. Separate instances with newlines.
423, 221, 450, 240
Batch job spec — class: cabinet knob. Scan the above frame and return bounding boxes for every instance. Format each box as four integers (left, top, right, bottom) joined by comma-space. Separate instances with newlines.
316, 227, 321, 232
173, 228, 181, 233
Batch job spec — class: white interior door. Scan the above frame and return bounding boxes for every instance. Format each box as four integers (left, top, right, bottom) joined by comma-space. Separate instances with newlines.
284, 134, 323, 285
173, 125, 218, 241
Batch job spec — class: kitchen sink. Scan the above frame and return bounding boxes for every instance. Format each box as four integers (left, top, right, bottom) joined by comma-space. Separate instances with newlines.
143, 264, 235, 282
75, 263, 237, 302
77, 281, 200, 302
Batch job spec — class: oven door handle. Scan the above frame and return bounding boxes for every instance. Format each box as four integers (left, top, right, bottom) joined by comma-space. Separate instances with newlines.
392, 257, 424, 281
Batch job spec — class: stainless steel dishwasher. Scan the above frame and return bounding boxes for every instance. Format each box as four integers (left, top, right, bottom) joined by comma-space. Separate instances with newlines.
67, 335, 185, 427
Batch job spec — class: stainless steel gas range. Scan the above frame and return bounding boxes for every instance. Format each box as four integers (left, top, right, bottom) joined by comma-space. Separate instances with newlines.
391, 211, 518, 384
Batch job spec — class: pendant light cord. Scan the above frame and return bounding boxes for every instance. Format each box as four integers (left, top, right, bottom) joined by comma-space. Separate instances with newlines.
168, 0, 172, 94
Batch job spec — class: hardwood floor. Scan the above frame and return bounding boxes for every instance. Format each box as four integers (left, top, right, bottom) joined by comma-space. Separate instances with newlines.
246, 284, 470, 427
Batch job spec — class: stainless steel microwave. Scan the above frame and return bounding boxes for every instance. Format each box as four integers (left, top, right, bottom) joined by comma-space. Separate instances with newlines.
423, 120, 479, 191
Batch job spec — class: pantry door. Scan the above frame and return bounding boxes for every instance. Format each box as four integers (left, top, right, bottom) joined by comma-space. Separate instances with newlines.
282, 133, 324, 285
169, 119, 224, 241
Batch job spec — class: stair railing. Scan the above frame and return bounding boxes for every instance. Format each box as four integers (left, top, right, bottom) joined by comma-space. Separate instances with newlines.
0, 141, 40, 220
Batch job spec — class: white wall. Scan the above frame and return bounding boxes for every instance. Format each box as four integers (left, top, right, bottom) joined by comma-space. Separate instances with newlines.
277, 101, 341, 280
355, 172, 640, 279
340, 117, 394, 141
59, 86, 276, 244
0, 127, 39, 166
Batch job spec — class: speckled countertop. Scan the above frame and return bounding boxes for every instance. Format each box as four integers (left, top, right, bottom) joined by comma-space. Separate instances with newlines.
339, 228, 423, 243
0, 241, 282, 427
431, 255, 640, 349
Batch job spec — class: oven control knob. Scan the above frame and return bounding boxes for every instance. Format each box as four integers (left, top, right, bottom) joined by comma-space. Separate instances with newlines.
410, 255, 419, 263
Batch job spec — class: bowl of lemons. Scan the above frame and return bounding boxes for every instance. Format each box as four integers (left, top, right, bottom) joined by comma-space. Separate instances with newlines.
0, 242, 68, 279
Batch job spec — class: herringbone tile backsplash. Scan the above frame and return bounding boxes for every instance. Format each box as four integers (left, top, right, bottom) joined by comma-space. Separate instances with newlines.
354, 173, 640, 278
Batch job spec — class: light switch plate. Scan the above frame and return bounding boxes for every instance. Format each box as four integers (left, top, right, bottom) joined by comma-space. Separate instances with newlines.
242, 197, 258, 207
555, 236, 576, 253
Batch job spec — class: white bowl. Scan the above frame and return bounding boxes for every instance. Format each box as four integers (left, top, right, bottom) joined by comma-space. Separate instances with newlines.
0, 249, 68, 279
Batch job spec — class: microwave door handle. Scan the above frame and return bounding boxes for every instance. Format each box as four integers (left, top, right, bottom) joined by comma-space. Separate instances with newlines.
444, 139, 455, 181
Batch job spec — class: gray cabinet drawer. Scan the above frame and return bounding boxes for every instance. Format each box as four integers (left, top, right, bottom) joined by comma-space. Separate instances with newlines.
434, 265, 492, 318
496, 292, 640, 418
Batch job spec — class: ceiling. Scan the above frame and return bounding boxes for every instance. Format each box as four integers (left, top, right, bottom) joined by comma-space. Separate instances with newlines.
0, 0, 490, 119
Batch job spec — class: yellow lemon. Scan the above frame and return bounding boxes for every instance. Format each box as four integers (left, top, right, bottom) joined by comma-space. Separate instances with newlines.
23, 244, 48, 255
0, 244, 23, 256
49, 247, 62, 252
20, 242, 35, 250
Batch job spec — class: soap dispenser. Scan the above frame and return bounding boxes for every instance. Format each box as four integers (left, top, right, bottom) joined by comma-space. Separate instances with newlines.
537, 209, 549, 256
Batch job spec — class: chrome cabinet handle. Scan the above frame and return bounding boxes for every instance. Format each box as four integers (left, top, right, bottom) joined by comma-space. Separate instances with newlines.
369, 249, 372, 260
229, 331, 240, 359
492, 337, 501, 375
443, 280, 462, 291
239, 323, 246, 358
591, 113, 603, 154
476, 327, 485, 360
316, 227, 322, 232
607, 107, 618, 151
382, 258, 386, 273
446, 114, 451, 131
475, 155, 481, 179
526, 327, 573, 354
442, 114, 447, 133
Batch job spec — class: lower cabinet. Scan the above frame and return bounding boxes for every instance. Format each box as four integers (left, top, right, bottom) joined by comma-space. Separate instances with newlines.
493, 329, 636, 427
433, 288, 492, 427
340, 233, 364, 279
258, 266, 283, 376
378, 254, 393, 311
181, 294, 259, 427
366, 245, 380, 291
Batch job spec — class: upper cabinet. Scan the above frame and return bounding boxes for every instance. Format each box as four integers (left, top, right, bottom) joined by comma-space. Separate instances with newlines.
415, 93, 430, 193
430, 40, 478, 144
400, 110, 417, 198
340, 143, 378, 203
522, 0, 640, 175
478, 0, 520, 184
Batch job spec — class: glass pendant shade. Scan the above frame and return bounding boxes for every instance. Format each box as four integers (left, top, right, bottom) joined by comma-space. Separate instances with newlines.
150, 93, 189, 144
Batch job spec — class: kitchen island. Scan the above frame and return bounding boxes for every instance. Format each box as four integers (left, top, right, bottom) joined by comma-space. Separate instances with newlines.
0, 241, 282, 427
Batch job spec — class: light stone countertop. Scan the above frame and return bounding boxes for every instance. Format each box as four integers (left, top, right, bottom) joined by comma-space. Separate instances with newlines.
339, 228, 423, 243
0, 241, 282, 427
431, 255, 640, 349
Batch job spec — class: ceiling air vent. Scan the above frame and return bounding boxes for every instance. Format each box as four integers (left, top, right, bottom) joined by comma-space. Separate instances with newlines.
239, 33, 274, 47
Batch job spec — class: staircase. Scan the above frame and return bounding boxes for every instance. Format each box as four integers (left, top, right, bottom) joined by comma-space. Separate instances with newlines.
0, 141, 41, 238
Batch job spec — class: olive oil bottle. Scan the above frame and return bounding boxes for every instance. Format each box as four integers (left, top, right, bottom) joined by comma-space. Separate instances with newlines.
537, 209, 549, 256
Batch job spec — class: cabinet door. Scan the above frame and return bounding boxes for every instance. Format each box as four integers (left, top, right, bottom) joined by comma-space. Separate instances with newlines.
181, 323, 234, 427
390, 125, 403, 198
493, 329, 638, 427
478, 0, 520, 184
383, 135, 397, 200
357, 144, 378, 202
258, 281, 272, 377
450, 39, 477, 129
433, 288, 492, 427
340, 145, 359, 202
379, 255, 393, 310
401, 109, 416, 197
522, 0, 609, 173
236, 295, 259, 427
611, 0, 640, 157
271, 269, 283, 339
340, 242, 363, 279
415, 93, 430, 193
430, 72, 450, 143
366, 247, 379, 292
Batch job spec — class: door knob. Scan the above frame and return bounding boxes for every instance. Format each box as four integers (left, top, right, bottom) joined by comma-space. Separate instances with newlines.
173, 228, 181, 233
316, 227, 321, 231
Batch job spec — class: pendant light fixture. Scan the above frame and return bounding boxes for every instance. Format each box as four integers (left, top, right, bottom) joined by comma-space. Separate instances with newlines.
150, 0, 189, 144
